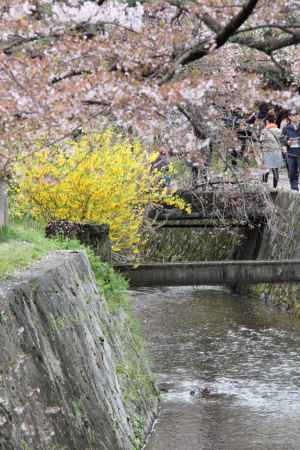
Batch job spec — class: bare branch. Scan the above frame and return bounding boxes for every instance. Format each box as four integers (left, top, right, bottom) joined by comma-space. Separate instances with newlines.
231, 32, 300, 54
200, 11, 300, 56
160, 0, 259, 83
50, 69, 92, 85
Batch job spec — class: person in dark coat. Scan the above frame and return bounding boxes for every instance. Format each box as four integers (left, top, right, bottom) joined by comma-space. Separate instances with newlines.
281, 110, 300, 191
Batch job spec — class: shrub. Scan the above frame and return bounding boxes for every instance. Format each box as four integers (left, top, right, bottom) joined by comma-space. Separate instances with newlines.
15, 129, 189, 256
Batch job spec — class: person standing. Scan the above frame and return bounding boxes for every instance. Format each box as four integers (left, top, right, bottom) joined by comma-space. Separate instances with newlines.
279, 112, 291, 175
260, 112, 283, 188
151, 148, 169, 171
282, 110, 300, 191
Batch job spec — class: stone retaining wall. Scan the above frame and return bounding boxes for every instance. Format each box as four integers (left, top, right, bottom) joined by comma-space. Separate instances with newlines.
251, 190, 300, 315
0, 180, 8, 227
0, 251, 157, 449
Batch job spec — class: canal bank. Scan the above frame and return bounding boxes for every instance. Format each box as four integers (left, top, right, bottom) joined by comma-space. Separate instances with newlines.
130, 286, 300, 450
252, 189, 300, 316
142, 188, 300, 317
0, 249, 158, 450
126, 189, 300, 449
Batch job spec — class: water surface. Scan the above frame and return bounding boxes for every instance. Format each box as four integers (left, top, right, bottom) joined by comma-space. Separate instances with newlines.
130, 287, 300, 450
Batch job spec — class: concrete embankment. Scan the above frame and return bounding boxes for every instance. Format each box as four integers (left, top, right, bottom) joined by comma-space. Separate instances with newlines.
0, 251, 157, 449
116, 260, 300, 287
252, 190, 300, 315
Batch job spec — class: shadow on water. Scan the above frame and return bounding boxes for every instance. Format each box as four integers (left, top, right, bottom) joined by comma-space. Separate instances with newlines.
129, 286, 300, 450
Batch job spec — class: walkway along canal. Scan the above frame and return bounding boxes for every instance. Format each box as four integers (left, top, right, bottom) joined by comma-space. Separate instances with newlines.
130, 287, 300, 450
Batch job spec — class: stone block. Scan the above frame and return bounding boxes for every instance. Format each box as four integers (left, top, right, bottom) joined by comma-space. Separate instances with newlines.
45, 220, 111, 262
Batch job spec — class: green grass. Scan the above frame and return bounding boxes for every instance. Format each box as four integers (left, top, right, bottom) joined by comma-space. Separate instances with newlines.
0, 221, 90, 279
1, 221, 155, 450
0, 222, 129, 313
0, 220, 130, 316
0, 223, 62, 278
87, 249, 129, 313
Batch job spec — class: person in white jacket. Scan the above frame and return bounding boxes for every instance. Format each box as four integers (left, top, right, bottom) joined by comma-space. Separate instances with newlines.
260, 112, 283, 188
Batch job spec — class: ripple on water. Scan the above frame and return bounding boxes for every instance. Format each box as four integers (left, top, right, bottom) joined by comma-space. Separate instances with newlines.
130, 287, 300, 450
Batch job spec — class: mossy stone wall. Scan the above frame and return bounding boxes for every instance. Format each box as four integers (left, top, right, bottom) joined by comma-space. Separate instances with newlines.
144, 227, 243, 262
252, 191, 300, 316
0, 251, 157, 450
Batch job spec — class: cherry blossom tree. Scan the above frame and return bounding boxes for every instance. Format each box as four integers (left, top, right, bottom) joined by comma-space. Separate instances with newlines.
0, 0, 300, 180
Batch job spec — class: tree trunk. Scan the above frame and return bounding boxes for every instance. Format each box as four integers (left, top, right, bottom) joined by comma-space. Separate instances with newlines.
0, 180, 8, 228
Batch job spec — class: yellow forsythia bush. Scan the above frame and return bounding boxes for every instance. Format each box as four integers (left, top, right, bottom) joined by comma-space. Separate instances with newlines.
15, 129, 190, 255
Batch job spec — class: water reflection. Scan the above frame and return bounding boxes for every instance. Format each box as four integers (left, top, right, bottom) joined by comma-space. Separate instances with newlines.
130, 287, 300, 450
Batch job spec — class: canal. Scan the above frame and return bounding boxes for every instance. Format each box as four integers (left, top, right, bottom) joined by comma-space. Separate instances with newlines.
130, 287, 300, 450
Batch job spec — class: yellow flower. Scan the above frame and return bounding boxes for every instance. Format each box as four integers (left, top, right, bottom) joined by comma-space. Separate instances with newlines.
15, 129, 190, 256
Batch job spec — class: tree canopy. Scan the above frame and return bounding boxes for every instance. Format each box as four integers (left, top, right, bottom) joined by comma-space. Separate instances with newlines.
1, 0, 300, 175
